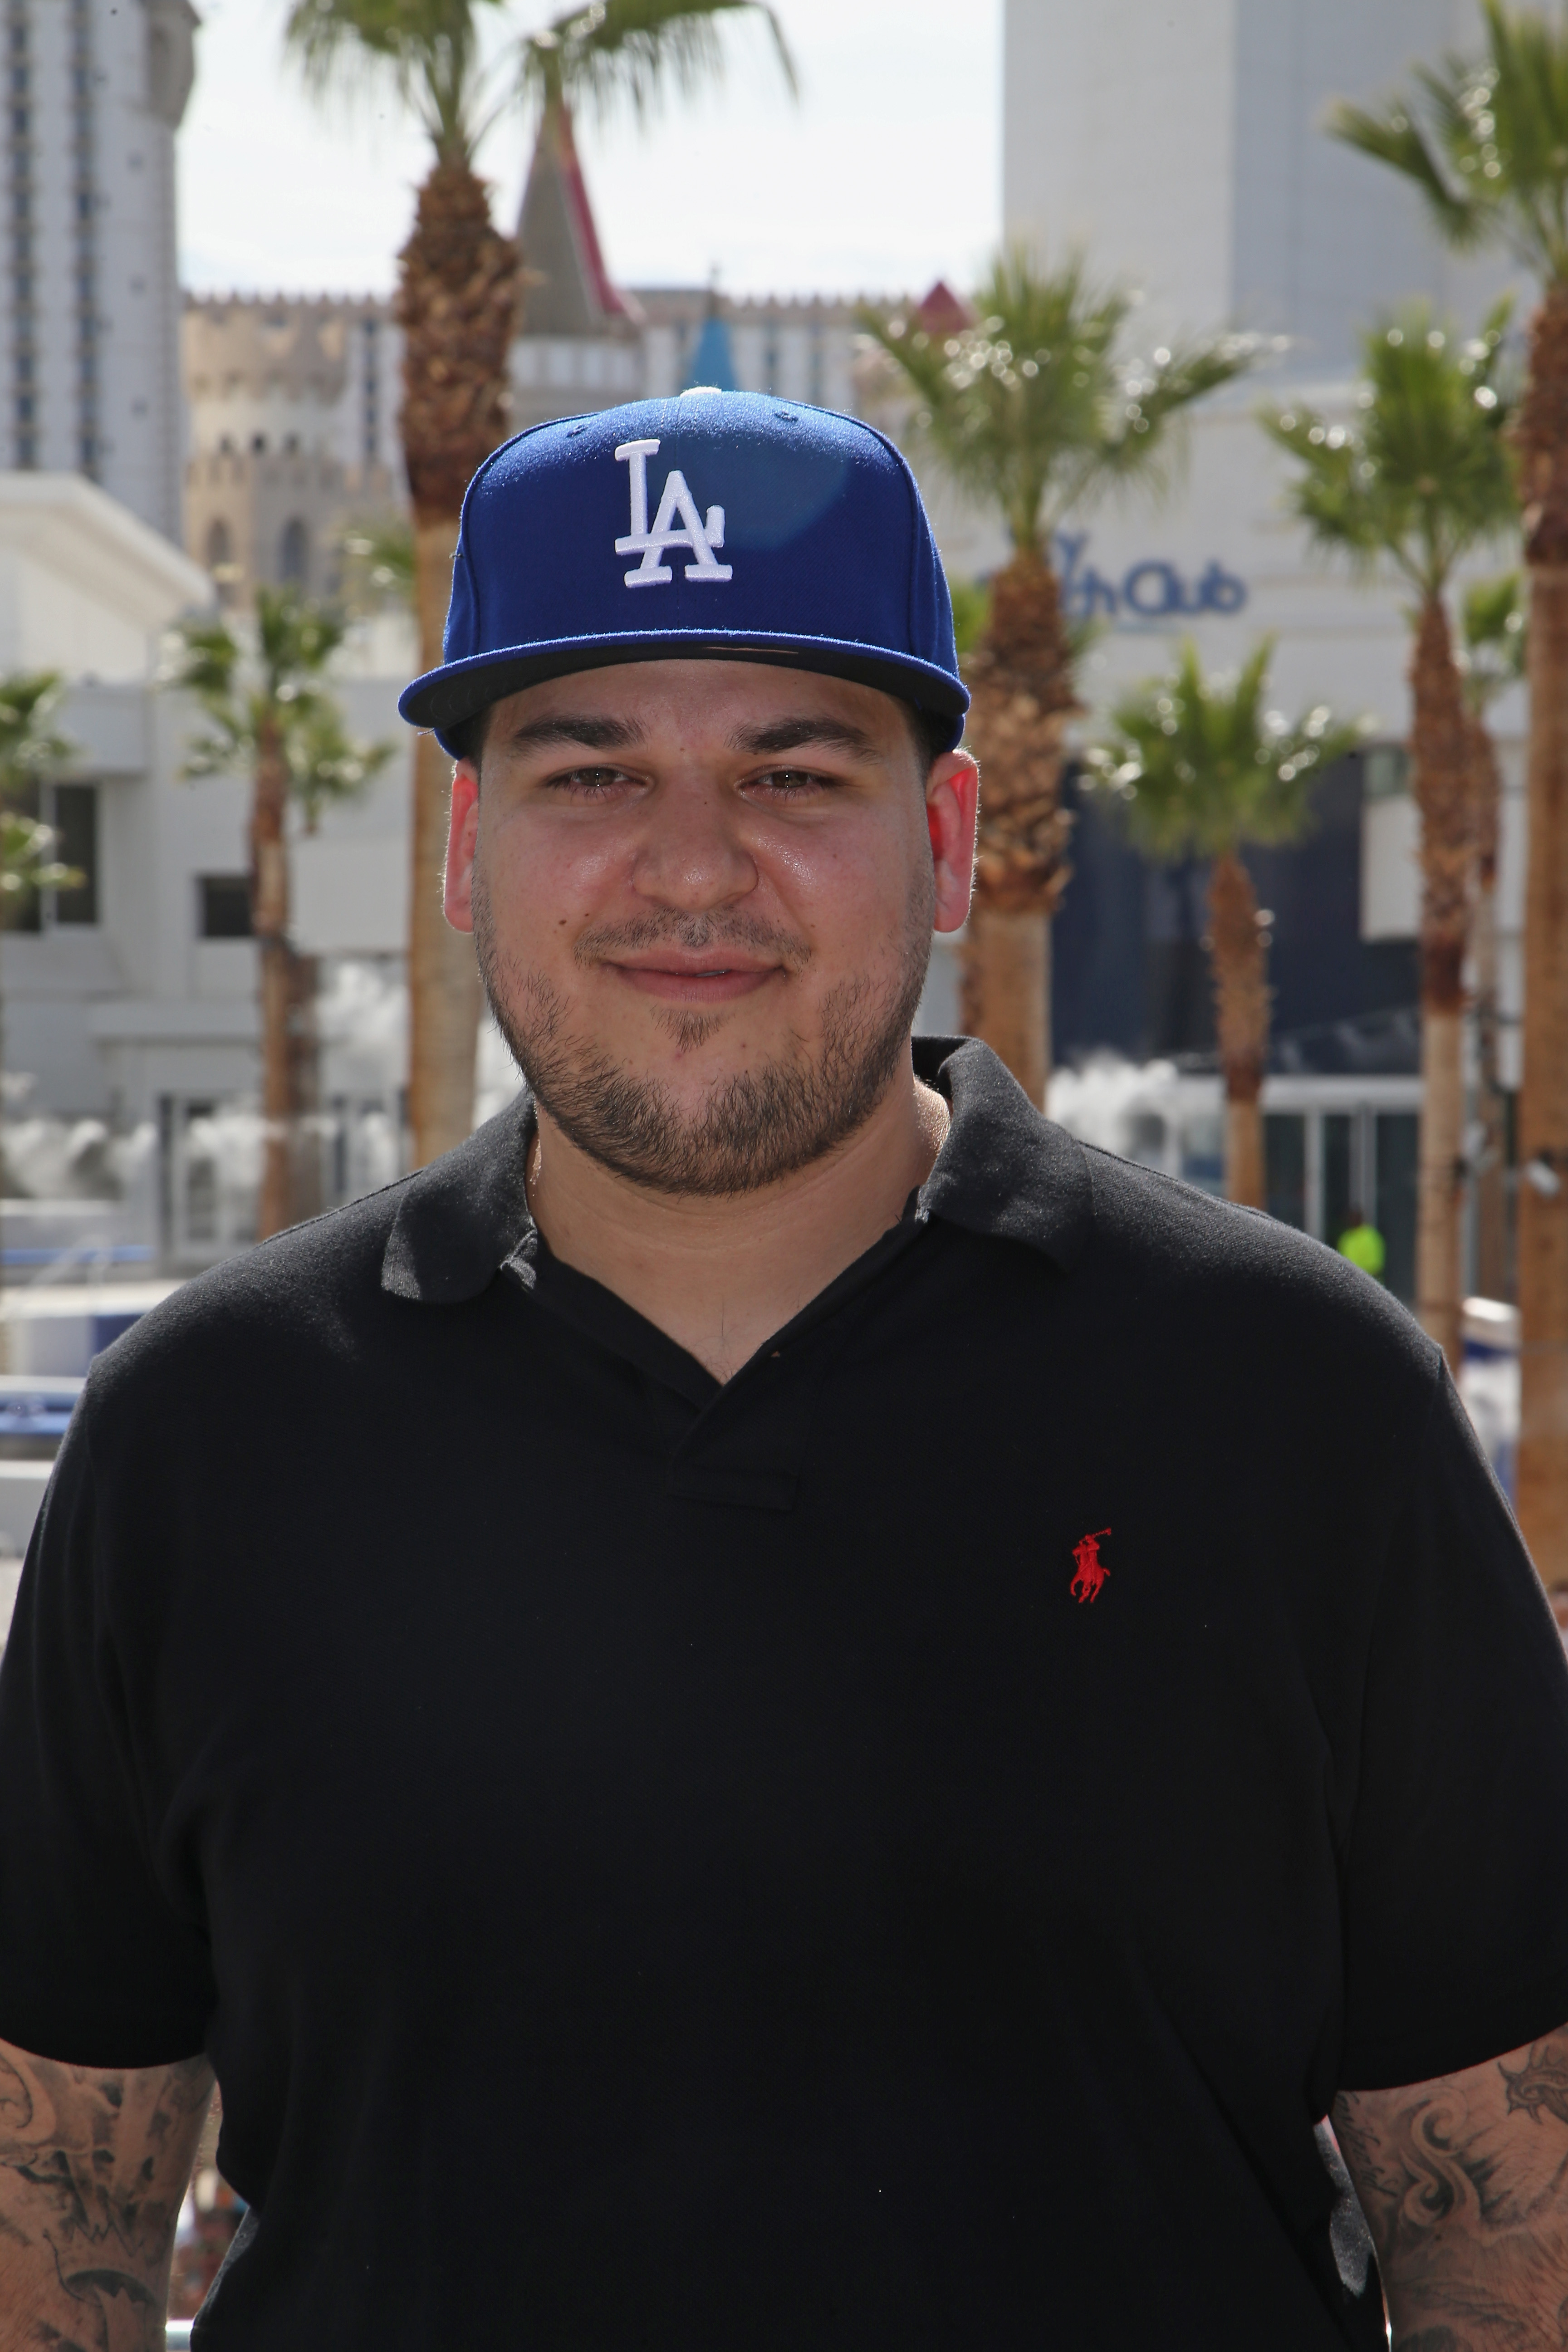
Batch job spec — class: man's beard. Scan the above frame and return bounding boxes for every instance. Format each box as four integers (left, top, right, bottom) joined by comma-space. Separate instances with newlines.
472, 871, 934, 1198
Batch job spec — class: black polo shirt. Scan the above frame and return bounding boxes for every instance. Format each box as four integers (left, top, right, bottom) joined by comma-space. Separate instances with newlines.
2, 1037, 1567, 2352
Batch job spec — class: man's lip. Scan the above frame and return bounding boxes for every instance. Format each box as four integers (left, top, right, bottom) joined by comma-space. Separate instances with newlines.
605, 958, 784, 1004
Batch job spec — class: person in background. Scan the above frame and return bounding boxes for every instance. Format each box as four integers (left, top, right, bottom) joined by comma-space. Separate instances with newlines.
1337, 1205, 1386, 1280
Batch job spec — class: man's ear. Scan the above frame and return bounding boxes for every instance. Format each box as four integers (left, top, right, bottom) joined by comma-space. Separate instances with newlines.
927, 750, 980, 934
443, 761, 481, 934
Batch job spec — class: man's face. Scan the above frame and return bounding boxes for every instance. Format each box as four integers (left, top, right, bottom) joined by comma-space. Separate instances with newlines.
444, 659, 978, 1196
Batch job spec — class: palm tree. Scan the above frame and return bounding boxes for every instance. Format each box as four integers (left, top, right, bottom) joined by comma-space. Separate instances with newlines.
283, 0, 795, 1171
0, 675, 77, 1368
167, 589, 390, 1241
1262, 302, 1517, 1369
339, 514, 416, 617
1460, 571, 1526, 1303
864, 251, 1258, 1107
1085, 639, 1360, 1207
1329, 0, 1568, 1574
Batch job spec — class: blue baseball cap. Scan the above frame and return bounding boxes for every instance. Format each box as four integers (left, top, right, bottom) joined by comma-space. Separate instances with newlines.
398, 391, 969, 755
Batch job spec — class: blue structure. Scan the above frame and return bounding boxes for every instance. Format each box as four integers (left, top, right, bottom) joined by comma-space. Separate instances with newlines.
683, 309, 738, 392
1052, 750, 1419, 1078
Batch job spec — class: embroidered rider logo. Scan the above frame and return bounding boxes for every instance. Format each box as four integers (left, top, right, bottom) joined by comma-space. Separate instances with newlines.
1070, 1528, 1111, 1604
615, 438, 733, 588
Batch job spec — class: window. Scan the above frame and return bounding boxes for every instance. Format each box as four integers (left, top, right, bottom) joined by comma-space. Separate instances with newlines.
199, 875, 251, 939
279, 516, 309, 583
51, 783, 97, 925
205, 517, 231, 570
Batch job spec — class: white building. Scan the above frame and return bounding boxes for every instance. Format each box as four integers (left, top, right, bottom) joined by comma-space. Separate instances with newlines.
958, 0, 1529, 1287
996, 0, 1518, 801
0, 0, 196, 543
0, 471, 416, 1273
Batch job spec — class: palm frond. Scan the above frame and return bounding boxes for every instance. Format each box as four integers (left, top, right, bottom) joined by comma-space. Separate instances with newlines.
1262, 298, 1517, 598
283, 0, 504, 157
286, 701, 394, 833
0, 672, 72, 794
522, 0, 796, 121
1331, 5, 1568, 284
339, 516, 416, 613
0, 810, 77, 899
164, 589, 379, 813
163, 615, 243, 711
1460, 568, 1526, 710
1329, 96, 1487, 248
865, 247, 1255, 555
1083, 637, 1362, 862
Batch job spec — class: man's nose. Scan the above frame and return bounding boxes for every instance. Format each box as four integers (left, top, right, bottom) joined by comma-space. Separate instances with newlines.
630, 782, 757, 908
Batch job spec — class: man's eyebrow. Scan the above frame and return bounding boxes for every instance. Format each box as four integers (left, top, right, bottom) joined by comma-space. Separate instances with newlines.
499, 714, 645, 755
730, 717, 882, 757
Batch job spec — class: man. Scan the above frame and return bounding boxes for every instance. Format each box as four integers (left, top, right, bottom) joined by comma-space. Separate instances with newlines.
0, 392, 1567, 2351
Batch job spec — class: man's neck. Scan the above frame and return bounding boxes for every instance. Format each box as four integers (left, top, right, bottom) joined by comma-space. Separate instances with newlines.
525, 1070, 951, 1383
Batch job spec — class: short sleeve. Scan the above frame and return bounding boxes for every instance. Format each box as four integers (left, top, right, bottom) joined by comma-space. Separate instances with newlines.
1338, 1362, 1568, 2089
0, 1405, 215, 2065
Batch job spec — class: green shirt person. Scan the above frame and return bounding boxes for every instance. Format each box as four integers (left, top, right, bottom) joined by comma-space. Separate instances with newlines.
1338, 1209, 1386, 1279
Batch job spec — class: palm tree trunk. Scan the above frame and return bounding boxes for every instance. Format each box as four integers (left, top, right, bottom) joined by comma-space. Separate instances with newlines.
1512, 285, 1568, 1583
961, 909, 1049, 1107
960, 551, 1077, 1106
1410, 595, 1471, 1369
1208, 850, 1269, 1209
396, 159, 519, 1168
408, 519, 484, 1168
1468, 712, 1509, 1303
251, 714, 291, 1241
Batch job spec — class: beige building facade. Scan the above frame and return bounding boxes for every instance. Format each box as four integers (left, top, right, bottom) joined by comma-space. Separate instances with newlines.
182, 295, 405, 603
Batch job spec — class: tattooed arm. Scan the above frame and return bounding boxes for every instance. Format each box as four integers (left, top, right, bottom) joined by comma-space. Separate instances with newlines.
0, 2034, 213, 2352
1334, 2024, 1568, 2350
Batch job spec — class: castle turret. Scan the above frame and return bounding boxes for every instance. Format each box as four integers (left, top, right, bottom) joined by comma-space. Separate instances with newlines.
510, 102, 643, 431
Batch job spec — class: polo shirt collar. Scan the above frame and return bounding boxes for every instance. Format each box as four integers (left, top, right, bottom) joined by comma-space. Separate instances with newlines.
380, 1036, 1093, 1307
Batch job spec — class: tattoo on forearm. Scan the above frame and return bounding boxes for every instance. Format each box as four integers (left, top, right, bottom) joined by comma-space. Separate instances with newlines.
1334, 2027, 1568, 2352
0, 2041, 213, 2352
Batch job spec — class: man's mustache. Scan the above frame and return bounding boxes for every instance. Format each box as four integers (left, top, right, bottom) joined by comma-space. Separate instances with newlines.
573, 912, 813, 967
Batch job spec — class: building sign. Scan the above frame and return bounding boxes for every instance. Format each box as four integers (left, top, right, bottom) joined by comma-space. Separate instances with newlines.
1056, 532, 1248, 625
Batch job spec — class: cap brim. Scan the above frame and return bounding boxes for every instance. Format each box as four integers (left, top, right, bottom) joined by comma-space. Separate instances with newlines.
398, 630, 970, 755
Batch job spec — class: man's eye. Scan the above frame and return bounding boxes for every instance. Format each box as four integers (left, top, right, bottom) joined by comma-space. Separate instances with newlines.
754, 768, 832, 795
549, 767, 632, 793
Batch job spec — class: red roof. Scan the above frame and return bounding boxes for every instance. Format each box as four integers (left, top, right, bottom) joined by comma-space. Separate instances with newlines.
553, 102, 627, 320
912, 279, 976, 338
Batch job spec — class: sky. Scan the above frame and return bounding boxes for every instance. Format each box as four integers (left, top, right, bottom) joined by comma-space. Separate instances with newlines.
179, 1, 1004, 304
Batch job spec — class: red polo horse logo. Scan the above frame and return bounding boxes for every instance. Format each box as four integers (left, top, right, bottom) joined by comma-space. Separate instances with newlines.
1070, 1528, 1111, 1604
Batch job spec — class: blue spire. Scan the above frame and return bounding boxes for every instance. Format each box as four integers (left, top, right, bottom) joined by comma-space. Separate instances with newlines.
684, 309, 737, 391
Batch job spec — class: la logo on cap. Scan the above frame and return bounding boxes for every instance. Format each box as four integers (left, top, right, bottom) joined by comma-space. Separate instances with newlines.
615, 437, 733, 588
